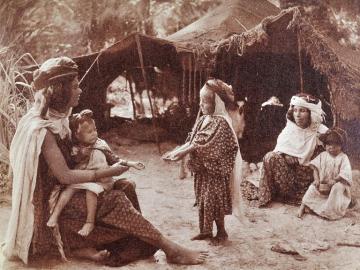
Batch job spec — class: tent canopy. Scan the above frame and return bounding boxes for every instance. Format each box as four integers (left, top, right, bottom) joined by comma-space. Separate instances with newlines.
167, 0, 280, 45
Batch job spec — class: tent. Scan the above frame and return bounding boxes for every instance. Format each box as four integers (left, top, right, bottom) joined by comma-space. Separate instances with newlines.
212, 7, 360, 162
69, 0, 279, 130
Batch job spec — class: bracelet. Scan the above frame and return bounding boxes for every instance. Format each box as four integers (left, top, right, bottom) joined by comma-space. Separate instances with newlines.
121, 160, 128, 166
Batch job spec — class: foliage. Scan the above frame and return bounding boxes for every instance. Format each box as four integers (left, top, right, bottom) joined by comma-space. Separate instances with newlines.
0, 51, 34, 193
280, 0, 360, 50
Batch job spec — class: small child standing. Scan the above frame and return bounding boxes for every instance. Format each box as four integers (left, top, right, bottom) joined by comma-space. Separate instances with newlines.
163, 79, 242, 244
47, 109, 145, 236
298, 127, 352, 220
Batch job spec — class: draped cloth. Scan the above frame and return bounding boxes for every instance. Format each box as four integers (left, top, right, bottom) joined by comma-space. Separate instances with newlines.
274, 120, 328, 165
212, 94, 244, 219
2, 105, 71, 264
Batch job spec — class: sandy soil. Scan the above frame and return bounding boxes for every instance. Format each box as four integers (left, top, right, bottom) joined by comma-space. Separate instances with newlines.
1, 139, 360, 270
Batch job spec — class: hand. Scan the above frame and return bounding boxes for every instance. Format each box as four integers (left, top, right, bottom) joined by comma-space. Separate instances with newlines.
284, 154, 298, 165
128, 161, 145, 170
112, 162, 129, 175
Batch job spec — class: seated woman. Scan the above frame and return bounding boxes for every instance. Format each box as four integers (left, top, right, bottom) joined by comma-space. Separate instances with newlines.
3, 56, 207, 267
256, 93, 328, 207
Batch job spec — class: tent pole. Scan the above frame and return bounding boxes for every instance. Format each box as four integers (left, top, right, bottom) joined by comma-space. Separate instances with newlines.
182, 60, 186, 106
135, 34, 161, 154
188, 54, 192, 106
193, 61, 197, 107
297, 28, 304, 93
127, 72, 137, 120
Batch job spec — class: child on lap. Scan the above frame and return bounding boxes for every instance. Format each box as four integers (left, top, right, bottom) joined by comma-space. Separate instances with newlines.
47, 109, 145, 236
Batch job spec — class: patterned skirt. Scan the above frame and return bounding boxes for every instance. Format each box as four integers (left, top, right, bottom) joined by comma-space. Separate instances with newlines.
194, 172, 232, 234
241, 152, 314, 206
32, 180, 161, 266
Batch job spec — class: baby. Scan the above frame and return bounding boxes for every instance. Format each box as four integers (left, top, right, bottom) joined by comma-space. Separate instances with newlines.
298, 127, 352, 219
47, 109, 145, 236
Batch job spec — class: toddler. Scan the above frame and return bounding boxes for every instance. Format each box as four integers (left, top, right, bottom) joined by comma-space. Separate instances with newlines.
47, 109, 145, 236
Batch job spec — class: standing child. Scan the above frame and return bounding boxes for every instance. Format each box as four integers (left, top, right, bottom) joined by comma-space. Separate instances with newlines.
163, 79, 242, 244
47, 109, 145, 236
298, 127, 352, 220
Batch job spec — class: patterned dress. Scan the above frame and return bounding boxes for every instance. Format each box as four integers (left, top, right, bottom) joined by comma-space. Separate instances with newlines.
31, 133, 160, 266
187, 115, 238, 234
255, 145, 324, 206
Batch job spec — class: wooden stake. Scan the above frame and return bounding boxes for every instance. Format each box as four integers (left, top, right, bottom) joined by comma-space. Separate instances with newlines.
126, 72, 137, 120
188, 54, 192, 106
135, 34, 161, 154
297, 28, 304, 93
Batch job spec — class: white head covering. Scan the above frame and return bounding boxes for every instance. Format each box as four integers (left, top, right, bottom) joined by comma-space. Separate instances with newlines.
274, 95, 328, 165
290, 95, 325, 130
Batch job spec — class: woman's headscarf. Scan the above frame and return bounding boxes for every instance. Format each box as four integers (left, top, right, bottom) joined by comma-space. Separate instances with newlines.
289, 94, 325, 131
274, 94, 328, 165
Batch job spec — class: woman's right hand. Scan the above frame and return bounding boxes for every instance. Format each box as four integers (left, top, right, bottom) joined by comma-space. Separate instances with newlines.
283, 154, 298, 165
111, 162, 130, 175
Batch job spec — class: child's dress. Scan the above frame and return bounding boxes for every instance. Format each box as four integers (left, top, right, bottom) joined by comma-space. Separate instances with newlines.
188, 115, 239, 235
301, 151, 352, 220
49, 138, 121, 213
70, 138, 118, 193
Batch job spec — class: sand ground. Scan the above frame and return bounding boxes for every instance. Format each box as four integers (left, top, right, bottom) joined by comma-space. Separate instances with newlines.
1, 138, 360, 270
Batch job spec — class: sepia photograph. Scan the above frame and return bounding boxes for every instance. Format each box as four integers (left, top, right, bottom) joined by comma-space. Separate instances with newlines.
0, 0, 360, 269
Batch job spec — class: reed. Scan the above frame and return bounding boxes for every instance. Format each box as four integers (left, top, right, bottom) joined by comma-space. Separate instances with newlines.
0, 51, 35, 193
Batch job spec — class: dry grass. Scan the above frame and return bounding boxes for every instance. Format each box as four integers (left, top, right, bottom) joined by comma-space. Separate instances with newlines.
0, 50, 36, 193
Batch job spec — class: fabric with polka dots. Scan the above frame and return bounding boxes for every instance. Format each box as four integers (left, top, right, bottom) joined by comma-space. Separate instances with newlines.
188, 116, 238, 234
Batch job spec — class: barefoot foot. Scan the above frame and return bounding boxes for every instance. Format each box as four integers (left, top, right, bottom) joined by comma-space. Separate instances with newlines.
166, 245, 208, 265
78, 222, 95, 237
73, 248, 110, 262
210, 231, 228, 246
191, 233, 212, 241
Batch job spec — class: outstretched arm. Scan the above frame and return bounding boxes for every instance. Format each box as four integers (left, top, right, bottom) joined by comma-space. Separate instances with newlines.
42, 131, 128, 185
167, 142, 195, 161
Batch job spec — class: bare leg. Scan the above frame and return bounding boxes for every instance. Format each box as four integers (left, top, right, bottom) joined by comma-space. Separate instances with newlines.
179, 157, 187, 179
211, 218, 228, 245
78, 191, 97, 236
297, 203, 306, 218
47, 188, 77, 227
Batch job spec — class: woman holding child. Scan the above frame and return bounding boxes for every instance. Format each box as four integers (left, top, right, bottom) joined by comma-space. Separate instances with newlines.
3, 56, 207, 266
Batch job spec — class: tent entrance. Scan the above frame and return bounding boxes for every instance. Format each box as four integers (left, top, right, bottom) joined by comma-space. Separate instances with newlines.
217, 51, 333, 162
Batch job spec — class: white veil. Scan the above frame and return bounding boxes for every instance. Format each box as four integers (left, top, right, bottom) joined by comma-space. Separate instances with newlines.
213, 93, 245, 221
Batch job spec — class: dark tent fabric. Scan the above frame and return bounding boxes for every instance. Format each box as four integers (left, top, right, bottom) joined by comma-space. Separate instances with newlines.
214, 7, 360, 162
